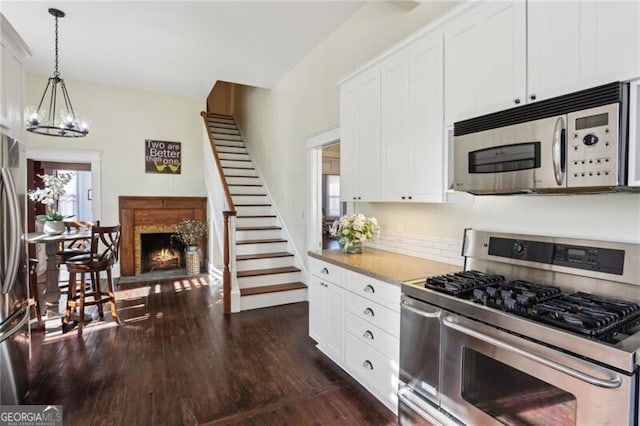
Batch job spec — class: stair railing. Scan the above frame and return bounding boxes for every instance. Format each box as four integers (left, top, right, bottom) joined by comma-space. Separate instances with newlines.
200, 111, 239, 314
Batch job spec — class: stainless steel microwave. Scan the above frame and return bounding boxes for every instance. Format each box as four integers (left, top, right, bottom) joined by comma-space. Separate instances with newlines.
453, 82, 639, 194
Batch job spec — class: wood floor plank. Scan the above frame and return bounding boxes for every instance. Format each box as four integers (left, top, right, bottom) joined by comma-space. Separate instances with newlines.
28, 276, 396, 425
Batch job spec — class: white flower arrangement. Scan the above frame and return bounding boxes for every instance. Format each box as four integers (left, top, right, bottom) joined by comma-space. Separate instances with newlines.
28, 172, 74, 221
329, 213, 380, 253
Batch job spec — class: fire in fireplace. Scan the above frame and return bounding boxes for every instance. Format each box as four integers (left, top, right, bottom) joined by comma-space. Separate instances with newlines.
141, 233, 186, 273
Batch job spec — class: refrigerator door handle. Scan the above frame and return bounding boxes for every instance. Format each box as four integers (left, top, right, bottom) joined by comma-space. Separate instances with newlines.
0, 304, 28, 344
1, 168, 21, 294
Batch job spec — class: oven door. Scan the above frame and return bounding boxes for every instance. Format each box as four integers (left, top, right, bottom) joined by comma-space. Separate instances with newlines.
453, 114, 567, 194
440, 313, 635, 426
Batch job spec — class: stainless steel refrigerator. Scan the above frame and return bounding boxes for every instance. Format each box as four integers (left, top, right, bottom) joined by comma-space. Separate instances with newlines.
0, 133, 29, 404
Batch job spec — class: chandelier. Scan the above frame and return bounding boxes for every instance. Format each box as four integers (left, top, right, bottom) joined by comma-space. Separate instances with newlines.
25, 8, 89, 137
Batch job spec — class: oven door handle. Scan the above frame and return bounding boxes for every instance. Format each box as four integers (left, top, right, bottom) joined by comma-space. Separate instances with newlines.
398, 386, 461, 426
443, 316, 622, 389
401, 300, 442, 318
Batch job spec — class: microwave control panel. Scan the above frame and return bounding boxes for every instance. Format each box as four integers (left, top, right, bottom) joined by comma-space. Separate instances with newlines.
566, 103, 619, 187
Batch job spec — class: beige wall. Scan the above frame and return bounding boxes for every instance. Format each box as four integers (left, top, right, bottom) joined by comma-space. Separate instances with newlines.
24, 74, 206, 228
237, 0, 640, 254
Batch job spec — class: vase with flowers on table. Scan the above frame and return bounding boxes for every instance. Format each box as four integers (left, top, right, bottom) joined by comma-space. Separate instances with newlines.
28, 172, 74, 235
172, 218, 208, 275
329, 213, 380, 254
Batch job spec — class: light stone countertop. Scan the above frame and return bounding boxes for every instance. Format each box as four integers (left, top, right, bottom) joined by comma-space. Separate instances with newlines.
308, 247, 462, 286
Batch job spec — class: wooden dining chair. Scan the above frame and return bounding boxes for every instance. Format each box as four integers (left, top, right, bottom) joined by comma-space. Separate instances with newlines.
63, 224, 121, 336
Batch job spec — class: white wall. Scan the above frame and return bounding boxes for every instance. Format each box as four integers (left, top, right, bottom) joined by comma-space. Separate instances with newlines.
236, 0, 640, 259
24, 74, 206, 228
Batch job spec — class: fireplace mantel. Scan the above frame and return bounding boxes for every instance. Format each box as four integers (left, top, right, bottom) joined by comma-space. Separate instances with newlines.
119, 196, 207, 276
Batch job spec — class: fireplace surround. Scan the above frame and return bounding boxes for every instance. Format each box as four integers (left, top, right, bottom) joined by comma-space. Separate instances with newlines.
119, 196, 207, 276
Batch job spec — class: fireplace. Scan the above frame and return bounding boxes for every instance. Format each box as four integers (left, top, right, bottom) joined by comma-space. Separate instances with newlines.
119, 196, 207, 276
140, 233, 186, 273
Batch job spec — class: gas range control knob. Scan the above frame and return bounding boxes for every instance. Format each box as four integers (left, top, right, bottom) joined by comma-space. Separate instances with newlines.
512, 241, 525, 256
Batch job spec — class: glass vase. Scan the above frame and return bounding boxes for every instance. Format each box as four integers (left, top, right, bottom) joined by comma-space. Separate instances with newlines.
342, 240, 363, 254
185, 246, 201, 275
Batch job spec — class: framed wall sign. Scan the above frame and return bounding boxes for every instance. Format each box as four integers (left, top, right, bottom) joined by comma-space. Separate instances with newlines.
145, 140, 181, 174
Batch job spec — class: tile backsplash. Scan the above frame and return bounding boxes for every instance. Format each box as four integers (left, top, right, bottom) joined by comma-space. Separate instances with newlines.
368, 230, 464, 266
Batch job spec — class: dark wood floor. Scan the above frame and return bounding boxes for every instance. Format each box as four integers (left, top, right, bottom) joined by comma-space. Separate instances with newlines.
29, 277, 397, 425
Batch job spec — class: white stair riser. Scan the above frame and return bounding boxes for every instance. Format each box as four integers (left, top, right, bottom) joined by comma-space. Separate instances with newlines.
218, 153, 250, 161
208, 122, 236, 130
226, 176, 262, 185
236, 256, 295, 272
236, 229, 282, 240
223, 168, 257, 177
213, 133, 242, 141
211, 128, 239, 135
215, 140, 245, 148
240, 288, 307, 311
227, 185, 264, 195
238, 271, 301, 288
236, 241, 287, 255
236, 216, 278, 227
216, 146, 247, 155
208, 116, 235, 123
221, 159, 253, 168
235, 205, 272, 216
232, 195, 268, 204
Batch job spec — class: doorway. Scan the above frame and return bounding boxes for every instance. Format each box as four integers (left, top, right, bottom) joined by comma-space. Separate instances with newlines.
35, 162, 93, 221
321, 144, 343, 249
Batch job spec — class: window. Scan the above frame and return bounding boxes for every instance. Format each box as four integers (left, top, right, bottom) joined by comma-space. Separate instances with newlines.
325, 175, 341, 218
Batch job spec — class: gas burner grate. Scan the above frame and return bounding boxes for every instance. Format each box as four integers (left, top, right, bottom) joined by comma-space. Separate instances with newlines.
425, 270, 504, 297
530, 292, 640, 338
472, 280, 562, 313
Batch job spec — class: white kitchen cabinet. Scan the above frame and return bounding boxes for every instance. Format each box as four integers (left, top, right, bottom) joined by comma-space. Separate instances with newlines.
308, 258, 345, 365
0, 15, 30, 141
528, 1, 640, 102
444, 1, 526, 124
339, 69, 381, 202
380, 34, 445, 202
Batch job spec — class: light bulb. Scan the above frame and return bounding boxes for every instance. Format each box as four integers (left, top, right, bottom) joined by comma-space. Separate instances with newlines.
24, 106, 44, 126
59, 110, 75, 129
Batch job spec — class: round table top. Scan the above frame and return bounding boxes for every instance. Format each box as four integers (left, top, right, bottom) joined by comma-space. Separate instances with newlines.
25, 229, 93, 243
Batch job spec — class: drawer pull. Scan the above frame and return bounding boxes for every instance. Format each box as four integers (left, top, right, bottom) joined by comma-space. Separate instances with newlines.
362, 360, 374, 370
363, 284, 375, 294
320, 267, 329, 274
363, 307, 375, 317
363, 330, 374, 340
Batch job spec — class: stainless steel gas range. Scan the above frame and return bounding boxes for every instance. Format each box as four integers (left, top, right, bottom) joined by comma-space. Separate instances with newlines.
398, 229, 640, 426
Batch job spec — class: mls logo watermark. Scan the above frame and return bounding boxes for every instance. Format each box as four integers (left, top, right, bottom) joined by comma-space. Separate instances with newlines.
0, 405, 62, 426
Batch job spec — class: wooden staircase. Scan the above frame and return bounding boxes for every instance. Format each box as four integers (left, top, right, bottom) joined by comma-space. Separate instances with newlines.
204, 113, 307, 311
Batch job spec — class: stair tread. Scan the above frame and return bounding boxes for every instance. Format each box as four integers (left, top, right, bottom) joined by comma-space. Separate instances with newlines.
228, 184, 263, 187
220, 159, 252, 162
222, 166, 255, 170
236, 238, 286, 245
231, 193, 267, 196
237, 215, 276, 218
236, 226, 281, 231
236, 252, 293, 261
240, 282, 307, 297
237, 266, 300, 278
225, 175, 259, 178
235, 203, 272, 207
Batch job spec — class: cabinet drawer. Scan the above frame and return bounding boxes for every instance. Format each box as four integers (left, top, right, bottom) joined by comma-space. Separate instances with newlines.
345, 270, 401, 312
308, 257, 344, 286
346, 311, 399, 361
346, 292, 400, 337
345, 332, 399, 408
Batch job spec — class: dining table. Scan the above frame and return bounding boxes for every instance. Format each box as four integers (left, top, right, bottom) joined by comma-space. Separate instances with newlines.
25, 229, 93, 324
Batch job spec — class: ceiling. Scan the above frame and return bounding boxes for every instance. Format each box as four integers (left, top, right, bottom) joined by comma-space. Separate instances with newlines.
1, 1, 364, 98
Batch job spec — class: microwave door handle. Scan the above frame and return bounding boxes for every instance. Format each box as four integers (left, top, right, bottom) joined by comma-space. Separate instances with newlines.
552, 117, 566, 186
443, 316, 622, 389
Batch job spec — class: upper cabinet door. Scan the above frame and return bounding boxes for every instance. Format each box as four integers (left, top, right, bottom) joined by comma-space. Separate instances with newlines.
408, 33, 444, 202
529, 1, 640, 102
444, 1, 526, 124
0, 40, 8, 131
380, 51, 410, 201
340, 83, 359, 202
357, 69, 382, 202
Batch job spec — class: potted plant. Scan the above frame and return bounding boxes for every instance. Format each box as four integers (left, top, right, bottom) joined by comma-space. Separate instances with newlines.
330, 213, 380, 254
172, 219, 207, 275
28, 172, 74, 235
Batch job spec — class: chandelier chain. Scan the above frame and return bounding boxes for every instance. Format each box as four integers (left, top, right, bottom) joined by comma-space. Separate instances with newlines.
54, 15, 59, 77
